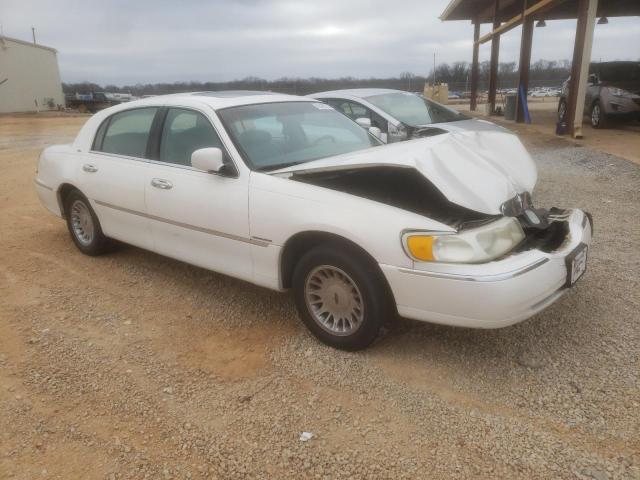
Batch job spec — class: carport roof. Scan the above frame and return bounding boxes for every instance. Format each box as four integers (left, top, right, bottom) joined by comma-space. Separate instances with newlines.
441, 0, 640, 23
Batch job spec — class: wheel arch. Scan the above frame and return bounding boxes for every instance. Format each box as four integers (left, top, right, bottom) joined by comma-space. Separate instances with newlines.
56, 183, 83, 218
279, 230, 396, 309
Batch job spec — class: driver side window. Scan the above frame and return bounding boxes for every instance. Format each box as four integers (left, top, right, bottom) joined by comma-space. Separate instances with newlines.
327, 99, 367, 121
326, 99, 388, 133
159, 108, 224, 167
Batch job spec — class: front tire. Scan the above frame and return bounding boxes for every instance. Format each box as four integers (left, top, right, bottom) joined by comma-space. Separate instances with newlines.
64, 190, 110, 256
591, 101, 608, 128
292, 244, 391, 351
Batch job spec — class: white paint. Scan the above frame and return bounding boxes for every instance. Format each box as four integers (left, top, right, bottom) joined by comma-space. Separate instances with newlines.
34, 93, 592, 329
274, 130, 537, 215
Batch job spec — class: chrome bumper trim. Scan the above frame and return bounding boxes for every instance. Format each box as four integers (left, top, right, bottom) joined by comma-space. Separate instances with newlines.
397, 257, 549, 282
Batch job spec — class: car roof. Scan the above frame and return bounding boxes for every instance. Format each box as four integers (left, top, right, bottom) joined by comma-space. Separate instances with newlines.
309, 88, 405, 99
117, 90, 315, 110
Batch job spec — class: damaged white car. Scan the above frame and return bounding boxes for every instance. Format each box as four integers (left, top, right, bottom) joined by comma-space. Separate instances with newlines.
35, 91, 592, 350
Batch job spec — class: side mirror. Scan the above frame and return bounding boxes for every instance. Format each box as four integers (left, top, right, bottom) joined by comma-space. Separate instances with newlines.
191, 147, 224, 173
355, 117, 372, 129
368, 126, 382, 139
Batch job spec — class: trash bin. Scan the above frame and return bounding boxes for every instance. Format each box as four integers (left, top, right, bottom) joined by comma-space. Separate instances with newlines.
504, 94, 517, 120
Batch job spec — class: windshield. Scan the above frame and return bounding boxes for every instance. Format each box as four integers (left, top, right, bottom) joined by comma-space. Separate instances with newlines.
218, 102, 380, 171
365, 92, 467, 127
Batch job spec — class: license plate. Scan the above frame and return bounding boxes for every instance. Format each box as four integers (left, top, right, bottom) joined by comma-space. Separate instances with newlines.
565, 243, 588, 287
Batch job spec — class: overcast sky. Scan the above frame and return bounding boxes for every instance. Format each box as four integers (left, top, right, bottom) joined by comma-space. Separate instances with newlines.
1, 0, 639, 85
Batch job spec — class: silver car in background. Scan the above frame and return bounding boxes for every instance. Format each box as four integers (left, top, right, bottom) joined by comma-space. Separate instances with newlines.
558, 61, 640, 128
309, 88, 505, 143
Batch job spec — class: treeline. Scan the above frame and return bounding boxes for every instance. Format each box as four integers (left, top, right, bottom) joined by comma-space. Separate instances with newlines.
63, 76, 432, 97
62, 59, 573, 96
427, 59, 573, 90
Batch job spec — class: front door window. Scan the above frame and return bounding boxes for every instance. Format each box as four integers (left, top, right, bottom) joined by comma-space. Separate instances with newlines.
159, 108, 225, 166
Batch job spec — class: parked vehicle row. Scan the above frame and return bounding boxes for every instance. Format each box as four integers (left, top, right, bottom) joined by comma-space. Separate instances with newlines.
35, 89, 592, 350
65, 92, 139, 113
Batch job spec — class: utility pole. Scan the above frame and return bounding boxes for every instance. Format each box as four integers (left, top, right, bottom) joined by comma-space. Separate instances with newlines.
32, 27, 36, 44
433, 53, 437, 85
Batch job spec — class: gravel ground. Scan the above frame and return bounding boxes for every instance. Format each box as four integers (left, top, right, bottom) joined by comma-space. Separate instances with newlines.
0, 115, 639, 479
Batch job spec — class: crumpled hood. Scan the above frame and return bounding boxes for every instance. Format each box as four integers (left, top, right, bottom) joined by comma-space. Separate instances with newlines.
273, 130, 537, 215
428, 118, 510, 134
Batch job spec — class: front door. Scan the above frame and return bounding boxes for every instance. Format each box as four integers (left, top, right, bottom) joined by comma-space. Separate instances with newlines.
144, 107, 253, 282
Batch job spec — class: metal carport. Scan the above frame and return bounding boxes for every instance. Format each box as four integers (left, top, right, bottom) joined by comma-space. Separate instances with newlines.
440, 0, 640, 138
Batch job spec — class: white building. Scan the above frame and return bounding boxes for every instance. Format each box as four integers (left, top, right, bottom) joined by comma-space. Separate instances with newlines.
0, 35, 64, 113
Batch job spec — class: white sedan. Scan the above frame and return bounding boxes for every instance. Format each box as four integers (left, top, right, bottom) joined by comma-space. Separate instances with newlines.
309, 88, 507, 143
35, 91, 592, 350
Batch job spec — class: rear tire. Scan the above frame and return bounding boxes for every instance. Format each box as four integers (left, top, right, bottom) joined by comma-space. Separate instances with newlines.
591, 101, 608, 128
292, 244, 390, 351
64, 190, 110, 256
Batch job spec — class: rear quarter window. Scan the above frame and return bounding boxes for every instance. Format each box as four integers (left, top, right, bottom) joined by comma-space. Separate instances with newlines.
94, 108, 158, 158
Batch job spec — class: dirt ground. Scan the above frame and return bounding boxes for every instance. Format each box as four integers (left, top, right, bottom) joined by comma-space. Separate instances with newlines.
1, 113, 639, 479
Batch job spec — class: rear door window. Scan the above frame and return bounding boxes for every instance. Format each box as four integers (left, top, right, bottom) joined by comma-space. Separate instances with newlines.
97, 108, 158, 158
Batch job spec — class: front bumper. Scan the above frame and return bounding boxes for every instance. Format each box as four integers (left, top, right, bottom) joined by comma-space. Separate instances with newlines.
380, 209, 592, 328
605, 96, 640, 115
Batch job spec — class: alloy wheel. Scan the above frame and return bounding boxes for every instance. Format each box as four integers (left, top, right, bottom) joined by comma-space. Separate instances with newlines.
592, 104, 600, 127
558, 101, 566, 121
304, 265, 364, 336
70, 199, 95, 246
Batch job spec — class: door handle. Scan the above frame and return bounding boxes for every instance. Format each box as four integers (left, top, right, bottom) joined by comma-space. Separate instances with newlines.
82, 164, 98, 173
151, 178, 173, 190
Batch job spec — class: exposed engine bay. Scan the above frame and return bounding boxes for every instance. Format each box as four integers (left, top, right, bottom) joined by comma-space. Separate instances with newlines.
292, 166, 590, 255
291, 166, 498, 230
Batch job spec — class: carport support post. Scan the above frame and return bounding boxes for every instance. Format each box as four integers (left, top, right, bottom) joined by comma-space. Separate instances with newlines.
516, 4, 534, 123
470, 19, 480, 111
567, 0, 599, 138
488, 0, 501, 114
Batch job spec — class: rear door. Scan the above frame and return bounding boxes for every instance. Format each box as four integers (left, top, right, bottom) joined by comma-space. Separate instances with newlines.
79, 107, 159, 250
144, 106, 253, 281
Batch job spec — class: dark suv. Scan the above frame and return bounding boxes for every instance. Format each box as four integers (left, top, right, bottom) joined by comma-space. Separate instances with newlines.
558, 61, 640, 128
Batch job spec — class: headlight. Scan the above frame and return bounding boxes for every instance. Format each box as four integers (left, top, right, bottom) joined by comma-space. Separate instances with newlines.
609, 87, 633, 98
403, 217, 525, 264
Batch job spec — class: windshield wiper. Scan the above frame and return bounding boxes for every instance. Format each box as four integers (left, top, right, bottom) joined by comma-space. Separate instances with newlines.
257, 161, 304, 172
413, 126, 448, 137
